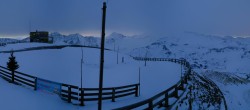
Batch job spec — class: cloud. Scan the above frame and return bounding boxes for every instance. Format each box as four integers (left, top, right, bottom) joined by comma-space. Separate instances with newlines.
0, 0, 250, 38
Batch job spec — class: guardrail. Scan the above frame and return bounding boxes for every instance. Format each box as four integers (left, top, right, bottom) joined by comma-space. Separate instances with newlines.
114, 57, 191, 110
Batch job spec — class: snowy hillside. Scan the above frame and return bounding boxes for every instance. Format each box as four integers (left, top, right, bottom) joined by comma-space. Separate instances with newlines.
0, 38, 19, 43
202, 71, 250, 110
0, 38, 20, 46
0, 43, 181, 110
49, 32, 100, 46
128, 32, 250, 74
49, 32, 155, 53
1, 31, 250, 109
45, 31, 250, 75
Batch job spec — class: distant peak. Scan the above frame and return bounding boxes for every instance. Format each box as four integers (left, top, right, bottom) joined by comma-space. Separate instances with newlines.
68, 33, 84, 37
50, 32, 63, 36
108, 32, 126, 39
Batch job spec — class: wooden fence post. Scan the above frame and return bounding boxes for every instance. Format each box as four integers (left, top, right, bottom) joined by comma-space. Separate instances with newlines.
164, 93, 169, 108
174, 86, 179, 98
68, 86, 71, 103
112, 88, 116, 102
80, 88, 84, 106
148, 100, 153, 110
34, 77, 37, 91
135, 85, 139, 97
179, 81, 184, 90
184, 77, 188, 84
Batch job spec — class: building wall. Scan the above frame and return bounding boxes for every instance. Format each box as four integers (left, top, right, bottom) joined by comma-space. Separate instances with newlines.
30, 31, 51, 43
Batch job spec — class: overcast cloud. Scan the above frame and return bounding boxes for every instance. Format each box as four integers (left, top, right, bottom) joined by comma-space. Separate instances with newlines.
0, 0, 250, 38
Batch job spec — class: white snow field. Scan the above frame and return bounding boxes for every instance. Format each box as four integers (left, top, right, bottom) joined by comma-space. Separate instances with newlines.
222, 84, 250, 110
202, 71, 250, 110
0, 43, 181, 110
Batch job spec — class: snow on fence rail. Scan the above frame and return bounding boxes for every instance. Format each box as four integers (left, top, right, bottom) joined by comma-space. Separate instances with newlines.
0, 65, 139, 106
114, 57, 191, 110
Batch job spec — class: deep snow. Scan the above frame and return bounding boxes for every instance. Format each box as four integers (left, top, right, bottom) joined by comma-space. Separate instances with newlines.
0, 43, 181, 110
1, 31, 250, 109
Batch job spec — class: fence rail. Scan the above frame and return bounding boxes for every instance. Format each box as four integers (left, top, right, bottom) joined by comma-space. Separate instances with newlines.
61, 83, 139, 105
114, 57, 191, 110
0, 45, 111, 53
0, 65, 139, 106
0, 51, 228, 109
0, 66, 37, 90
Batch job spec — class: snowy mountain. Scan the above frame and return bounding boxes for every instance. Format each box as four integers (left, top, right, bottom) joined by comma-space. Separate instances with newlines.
49, 32, 153, 52
1, 32, 250, 109
2, 32, 250, 74
0, 38, 19, 44
127, 32, 250, 74
49, 32, 100, 46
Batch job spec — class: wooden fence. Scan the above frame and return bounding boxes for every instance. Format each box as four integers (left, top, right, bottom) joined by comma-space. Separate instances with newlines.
0, 56, 226, 109
61, 83, 139, 106
0, 66, 37, 90
0, 45, 111, 53
0, 65, 139, 106
114, 57, 191, 110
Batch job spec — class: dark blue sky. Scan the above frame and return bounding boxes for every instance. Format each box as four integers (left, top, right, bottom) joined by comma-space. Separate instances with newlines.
0, 0, 250, 38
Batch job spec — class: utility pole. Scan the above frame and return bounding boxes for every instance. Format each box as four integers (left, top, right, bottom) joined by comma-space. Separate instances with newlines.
98, 2, 107, 110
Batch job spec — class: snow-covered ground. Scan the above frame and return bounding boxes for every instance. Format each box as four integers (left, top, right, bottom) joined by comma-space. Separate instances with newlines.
203, 71, 250, 110
1, 31, 250, 109
223, 84, 250, 110
0, 43, 181, 110
0, 78, 77, 110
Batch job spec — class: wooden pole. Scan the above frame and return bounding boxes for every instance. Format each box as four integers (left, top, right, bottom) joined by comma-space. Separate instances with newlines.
139, 67, 141, 96
98, 2, 107, 110
80, 47, 84, 106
